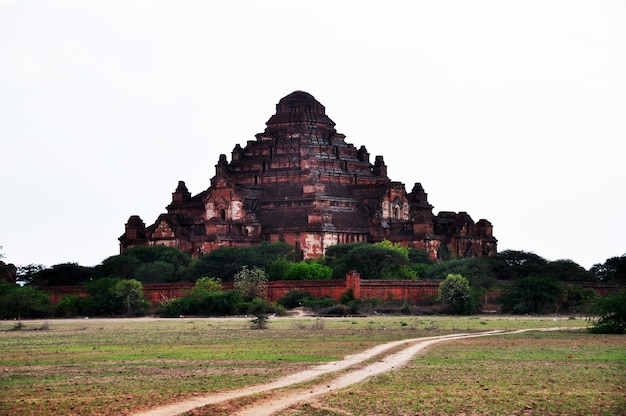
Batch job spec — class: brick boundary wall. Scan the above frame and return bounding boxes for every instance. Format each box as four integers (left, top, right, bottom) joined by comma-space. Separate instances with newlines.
42, 273, 621, 307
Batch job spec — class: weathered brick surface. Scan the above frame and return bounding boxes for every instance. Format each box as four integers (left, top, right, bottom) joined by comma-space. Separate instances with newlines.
120, 91, 497, 261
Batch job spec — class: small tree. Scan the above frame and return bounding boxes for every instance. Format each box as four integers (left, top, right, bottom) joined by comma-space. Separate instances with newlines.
438, 274, 474, 314
248, 297, 272, 329
587, 290, 626, 334
110, 279, 148, 316
193, 276, 222, 293
234, 266, 268, 301
500, 276, 563, 314
0, 282, 52, 319
284, 262, 332, 280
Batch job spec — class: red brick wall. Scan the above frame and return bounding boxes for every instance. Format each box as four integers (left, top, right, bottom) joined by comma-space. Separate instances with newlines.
43, 277, 622, 307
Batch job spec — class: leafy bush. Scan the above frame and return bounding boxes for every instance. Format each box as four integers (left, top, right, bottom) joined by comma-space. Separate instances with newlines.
277, 290, 336, 309
500, 276, 563, 314
283, 262, 332, 280
587, 290, 626, 334
437, 274, 475, 315
277, 290, 313, 309
234, 266, 268, 301
0, 283, 52, 319
110, 279, 149, 316
157, 287, 245, 317
54, 295, 90, 318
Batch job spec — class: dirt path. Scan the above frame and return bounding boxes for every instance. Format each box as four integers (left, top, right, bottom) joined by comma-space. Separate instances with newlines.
133, 328, 575, 416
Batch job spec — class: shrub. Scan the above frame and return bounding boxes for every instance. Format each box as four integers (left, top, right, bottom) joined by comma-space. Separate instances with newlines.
438, 274, 474, 315
587, 290, 626, 334
277, 290, 313, 309
54, 295, 90, 318
284, 262, 332, 280
0, 283, 52, 319
500, 276, 563, 314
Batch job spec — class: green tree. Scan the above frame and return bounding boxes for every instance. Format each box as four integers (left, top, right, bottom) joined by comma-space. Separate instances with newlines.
83, 277, 124, 316
15, 264, 45, 285
96, 255, 141, 280
134, 261, 176, 283
190, 243, 297, 281
488, 250, 549, 280
500, 276, 563, 314
247, 297, 272, 329
322, 243, 368, 279
438, 274, 474, 314
28, 263, 96, 287
376, 239, 410, 258
54, 295, 90, 318
284, 262, 332, 280
0, 282, 52, 319
110, 279, 148, 316
193, 276, 222, 293
234, 266, 268, 301
544, 259, 593, 282
120, 245, 191, 269
587, 290, 626, 334
591, 255, 626, 283
342, 244, 409, 279
268, 257, 293, 280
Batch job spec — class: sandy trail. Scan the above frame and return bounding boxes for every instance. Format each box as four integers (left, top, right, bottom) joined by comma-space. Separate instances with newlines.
133, 328, 575, 416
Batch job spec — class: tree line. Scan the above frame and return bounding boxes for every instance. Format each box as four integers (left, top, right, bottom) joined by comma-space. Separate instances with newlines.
1, 243, 625, 332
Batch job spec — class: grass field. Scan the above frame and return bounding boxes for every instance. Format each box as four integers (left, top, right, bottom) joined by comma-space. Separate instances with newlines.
0, 316, 624, 415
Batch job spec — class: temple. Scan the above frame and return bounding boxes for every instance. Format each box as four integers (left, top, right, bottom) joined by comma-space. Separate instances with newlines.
120, 91, 497, 260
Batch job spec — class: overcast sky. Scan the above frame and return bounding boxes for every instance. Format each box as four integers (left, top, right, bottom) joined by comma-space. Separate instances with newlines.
1, 1, 625, 270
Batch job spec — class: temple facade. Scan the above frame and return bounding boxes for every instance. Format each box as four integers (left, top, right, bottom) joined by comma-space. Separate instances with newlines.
120, 91, 497, 260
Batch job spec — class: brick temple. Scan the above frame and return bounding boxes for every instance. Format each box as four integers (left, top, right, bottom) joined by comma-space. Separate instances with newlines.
120, 91, 497, 260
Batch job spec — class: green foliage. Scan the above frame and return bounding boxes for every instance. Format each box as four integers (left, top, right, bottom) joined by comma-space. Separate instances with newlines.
340, 288, 356, 304
424, 258, 496, 306
322, 242, 368, 278
96, 255, 141, 280
342, 244, 409, 279
590, 255, 626, 282
561, 285, 596, 313
0, 282, 52, 319
15, 264, 45, 285
587, 290, 626, 334
277, 290, 311, 309
407, 247, 432, 264
158, 289, 244, 317
110, 279, 149, 316
193, 277, 222, 294
375, 239, 410, 259
545, 259, 593, 282
98, 246, 192, 283
233, 266, 268, 301
54, 295, 90, 318
134, 261, 176, 283
82, 277, 125, 316
487, 250, 549, 280
247, 297, 273, 329
284, 262, 332, 280
119, 245, 191, 270
326, 242, 417, 279
500, 276, 563, 314
28, 263, 96, 287
190, 242, 297, 281
268, 257, 292, 280
437, 274, 474, 315
277, 290, 336, 309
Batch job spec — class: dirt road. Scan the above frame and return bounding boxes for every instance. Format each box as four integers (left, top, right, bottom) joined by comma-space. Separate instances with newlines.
134, 329, 550, 416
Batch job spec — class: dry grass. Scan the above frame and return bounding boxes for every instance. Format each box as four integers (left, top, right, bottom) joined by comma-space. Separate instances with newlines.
282, 331, 626, 415
0, 316, 622, 415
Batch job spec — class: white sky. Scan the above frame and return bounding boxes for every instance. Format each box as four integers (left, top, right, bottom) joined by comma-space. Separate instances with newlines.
1, 1, 625, 270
